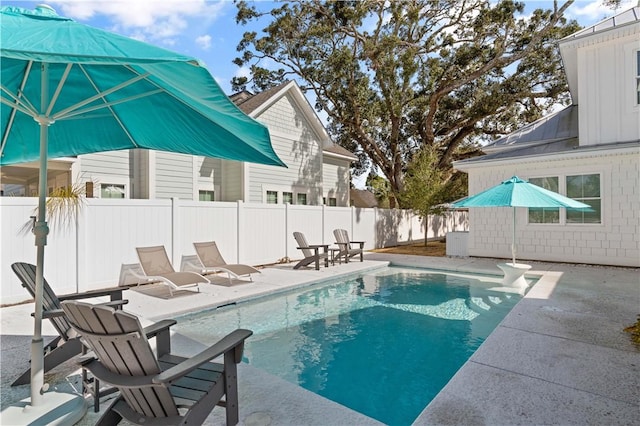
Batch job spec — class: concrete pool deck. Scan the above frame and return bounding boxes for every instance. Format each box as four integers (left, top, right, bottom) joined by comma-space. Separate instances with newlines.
1, 254, 638, 425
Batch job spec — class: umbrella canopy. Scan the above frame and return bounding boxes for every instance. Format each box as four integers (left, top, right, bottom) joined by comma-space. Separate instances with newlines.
0, 5, 284, 421
452, 176, 590, 264
0, 5, 285, 167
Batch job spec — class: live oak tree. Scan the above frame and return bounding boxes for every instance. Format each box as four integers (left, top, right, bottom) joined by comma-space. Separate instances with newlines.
233, 0, 580, 206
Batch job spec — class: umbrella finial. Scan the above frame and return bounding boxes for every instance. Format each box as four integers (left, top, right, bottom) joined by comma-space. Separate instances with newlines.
35, 4, 57, 16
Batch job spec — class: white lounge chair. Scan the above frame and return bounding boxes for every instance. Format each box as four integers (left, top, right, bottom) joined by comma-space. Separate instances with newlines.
293, 232, 329, 270
188, 241, 260, 284
136, 245, 208, 296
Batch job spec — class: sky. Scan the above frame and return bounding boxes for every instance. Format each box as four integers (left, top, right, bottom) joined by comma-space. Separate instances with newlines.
3, 0, 637, 188
5, 0, 637, 95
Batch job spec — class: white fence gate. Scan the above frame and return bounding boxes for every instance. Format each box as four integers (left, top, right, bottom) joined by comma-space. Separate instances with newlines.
0, 197, 468, 305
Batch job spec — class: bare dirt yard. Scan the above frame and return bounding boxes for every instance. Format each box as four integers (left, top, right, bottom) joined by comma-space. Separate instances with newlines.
371, 241, 446, 257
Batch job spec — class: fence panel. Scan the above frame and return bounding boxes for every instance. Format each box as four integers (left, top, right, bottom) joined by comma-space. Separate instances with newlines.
287, 205, 324, 260
176, 201, 239, 263
80, 198, 173, 289
240, 203, 286, 265
352, 208, 376, 250
323, 207, 353, 246
1, 197, 78, 302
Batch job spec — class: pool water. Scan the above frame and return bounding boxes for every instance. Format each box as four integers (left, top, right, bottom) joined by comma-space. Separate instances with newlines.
174, 267, 525, 425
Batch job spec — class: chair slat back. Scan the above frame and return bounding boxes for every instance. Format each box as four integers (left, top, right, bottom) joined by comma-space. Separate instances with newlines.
194, 241, 226, 268
61, 301, 179, 418
334, 229, 350, 245
11, 262, 72, 340
136, 246, 175, 275
293, 232, 314, 258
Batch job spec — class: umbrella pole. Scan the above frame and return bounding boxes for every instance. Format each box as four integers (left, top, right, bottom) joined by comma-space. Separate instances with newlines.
30, 63, 53, 407
512, 207, 516, 265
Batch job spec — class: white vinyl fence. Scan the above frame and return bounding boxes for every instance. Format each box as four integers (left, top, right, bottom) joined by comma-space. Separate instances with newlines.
0, 197, 468, 305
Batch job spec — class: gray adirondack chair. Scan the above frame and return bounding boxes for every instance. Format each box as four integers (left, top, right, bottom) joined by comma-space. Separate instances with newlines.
293, 232, 329, 270
60, 300, 253, 425
333, 229, 365, 263
10, 262, 127, 411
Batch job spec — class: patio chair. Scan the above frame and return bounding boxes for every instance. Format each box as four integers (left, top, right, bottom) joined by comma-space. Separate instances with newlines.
333, 229, 365, 263
60, 300, 252, 426
10, 262, 128, 410
136, 245, 208, 296
190, 241, 260, 284
293, 232, 329, 270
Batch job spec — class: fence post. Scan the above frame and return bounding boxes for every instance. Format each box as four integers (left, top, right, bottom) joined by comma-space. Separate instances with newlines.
285, 202, 290, 258
236, 200, 244, 264
351, 205, 355, 238
373, 207, 378, 249
75, 199, 87, 292
322, 204, 326, 245
171, 197, 180, 266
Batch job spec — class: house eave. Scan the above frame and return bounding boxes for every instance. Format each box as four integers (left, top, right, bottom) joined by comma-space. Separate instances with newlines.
454, 140, 640, 171
323, 151, 357, 162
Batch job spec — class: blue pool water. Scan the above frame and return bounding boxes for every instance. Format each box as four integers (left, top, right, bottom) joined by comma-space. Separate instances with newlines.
174, 267, 525, 425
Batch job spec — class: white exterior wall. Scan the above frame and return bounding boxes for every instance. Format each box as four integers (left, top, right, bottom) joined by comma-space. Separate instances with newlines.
155, 151, 194, 199
77, 150, 131, 197
322, 157, 351, 206
463, 149, 639, 267
195, 156, 222, 199
221, 160, 243, 201
574, 27, 640, 145
248, 94, 323, 204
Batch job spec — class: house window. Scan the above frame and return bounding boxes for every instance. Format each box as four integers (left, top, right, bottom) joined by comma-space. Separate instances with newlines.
266, 190, 278, 204
199, 190, 215, 201
101, 184, 125, 199
528, 177, 560, 224
323, 197, 326, 205
296, 193, 307, 205
283, 192, 293, 204
328, 197, 337, 206
566, 174, 601, 224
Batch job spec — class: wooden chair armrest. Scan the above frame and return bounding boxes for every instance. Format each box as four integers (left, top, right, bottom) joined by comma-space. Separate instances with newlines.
350, 241, 366, 245
307, 244, 329, 248
81, 358, 156, 388
58, 287, 125, 302
154, 329, 253, 384
142, 319, 177, 338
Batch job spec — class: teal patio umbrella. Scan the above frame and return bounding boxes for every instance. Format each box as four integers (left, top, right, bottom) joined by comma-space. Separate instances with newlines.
0, 4, 284, 423
452, 176, 590, 265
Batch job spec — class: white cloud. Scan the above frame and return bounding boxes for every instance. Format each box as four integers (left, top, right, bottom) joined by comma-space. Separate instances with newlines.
196, 34, 212, 50
566, 0, 637, 22
50, 0, 225, 45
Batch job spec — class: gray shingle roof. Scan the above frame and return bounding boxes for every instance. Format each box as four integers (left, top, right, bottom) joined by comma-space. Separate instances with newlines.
562, 6, 639, 41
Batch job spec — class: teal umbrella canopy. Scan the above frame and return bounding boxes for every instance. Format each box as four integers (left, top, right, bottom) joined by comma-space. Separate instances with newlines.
452, 176, 590, 266
452, 176, 590, 209
0, 5, 285, 167
0, 5, 284, 420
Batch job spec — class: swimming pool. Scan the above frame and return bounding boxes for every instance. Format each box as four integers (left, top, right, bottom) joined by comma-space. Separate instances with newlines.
174, 267, 526, 425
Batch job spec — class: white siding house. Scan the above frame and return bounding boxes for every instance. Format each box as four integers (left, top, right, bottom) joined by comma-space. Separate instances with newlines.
453, 6, 640, 267
1, 81, 356, 205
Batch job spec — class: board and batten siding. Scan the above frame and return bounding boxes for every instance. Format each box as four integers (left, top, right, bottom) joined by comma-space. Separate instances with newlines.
322, 156, 351, 206
221, 160, 243, 201
155, 151, 194, 199
576, 29, 640, 145
248, 93, 323, 204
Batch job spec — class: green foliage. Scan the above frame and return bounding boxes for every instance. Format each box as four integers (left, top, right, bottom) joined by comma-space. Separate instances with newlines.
624, 315, 640, 349
233, 0, 581, 203
366, 173, 391, 208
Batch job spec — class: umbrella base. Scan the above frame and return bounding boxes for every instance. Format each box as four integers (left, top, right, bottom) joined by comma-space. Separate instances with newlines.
498, 262, 531, 289
0, 391, 87, 425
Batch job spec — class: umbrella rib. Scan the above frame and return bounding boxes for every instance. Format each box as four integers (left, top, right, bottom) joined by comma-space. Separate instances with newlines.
60, 89, 164, 120
45, 63, 72, 117
51, 71, 151, 121
0, 86, 38, 118
1, 60, 36, 157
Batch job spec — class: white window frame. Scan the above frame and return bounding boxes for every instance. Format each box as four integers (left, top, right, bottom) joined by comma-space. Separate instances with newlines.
262, 186, 311, 205
526, 173, 602, 226
90, 176, 129, 199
